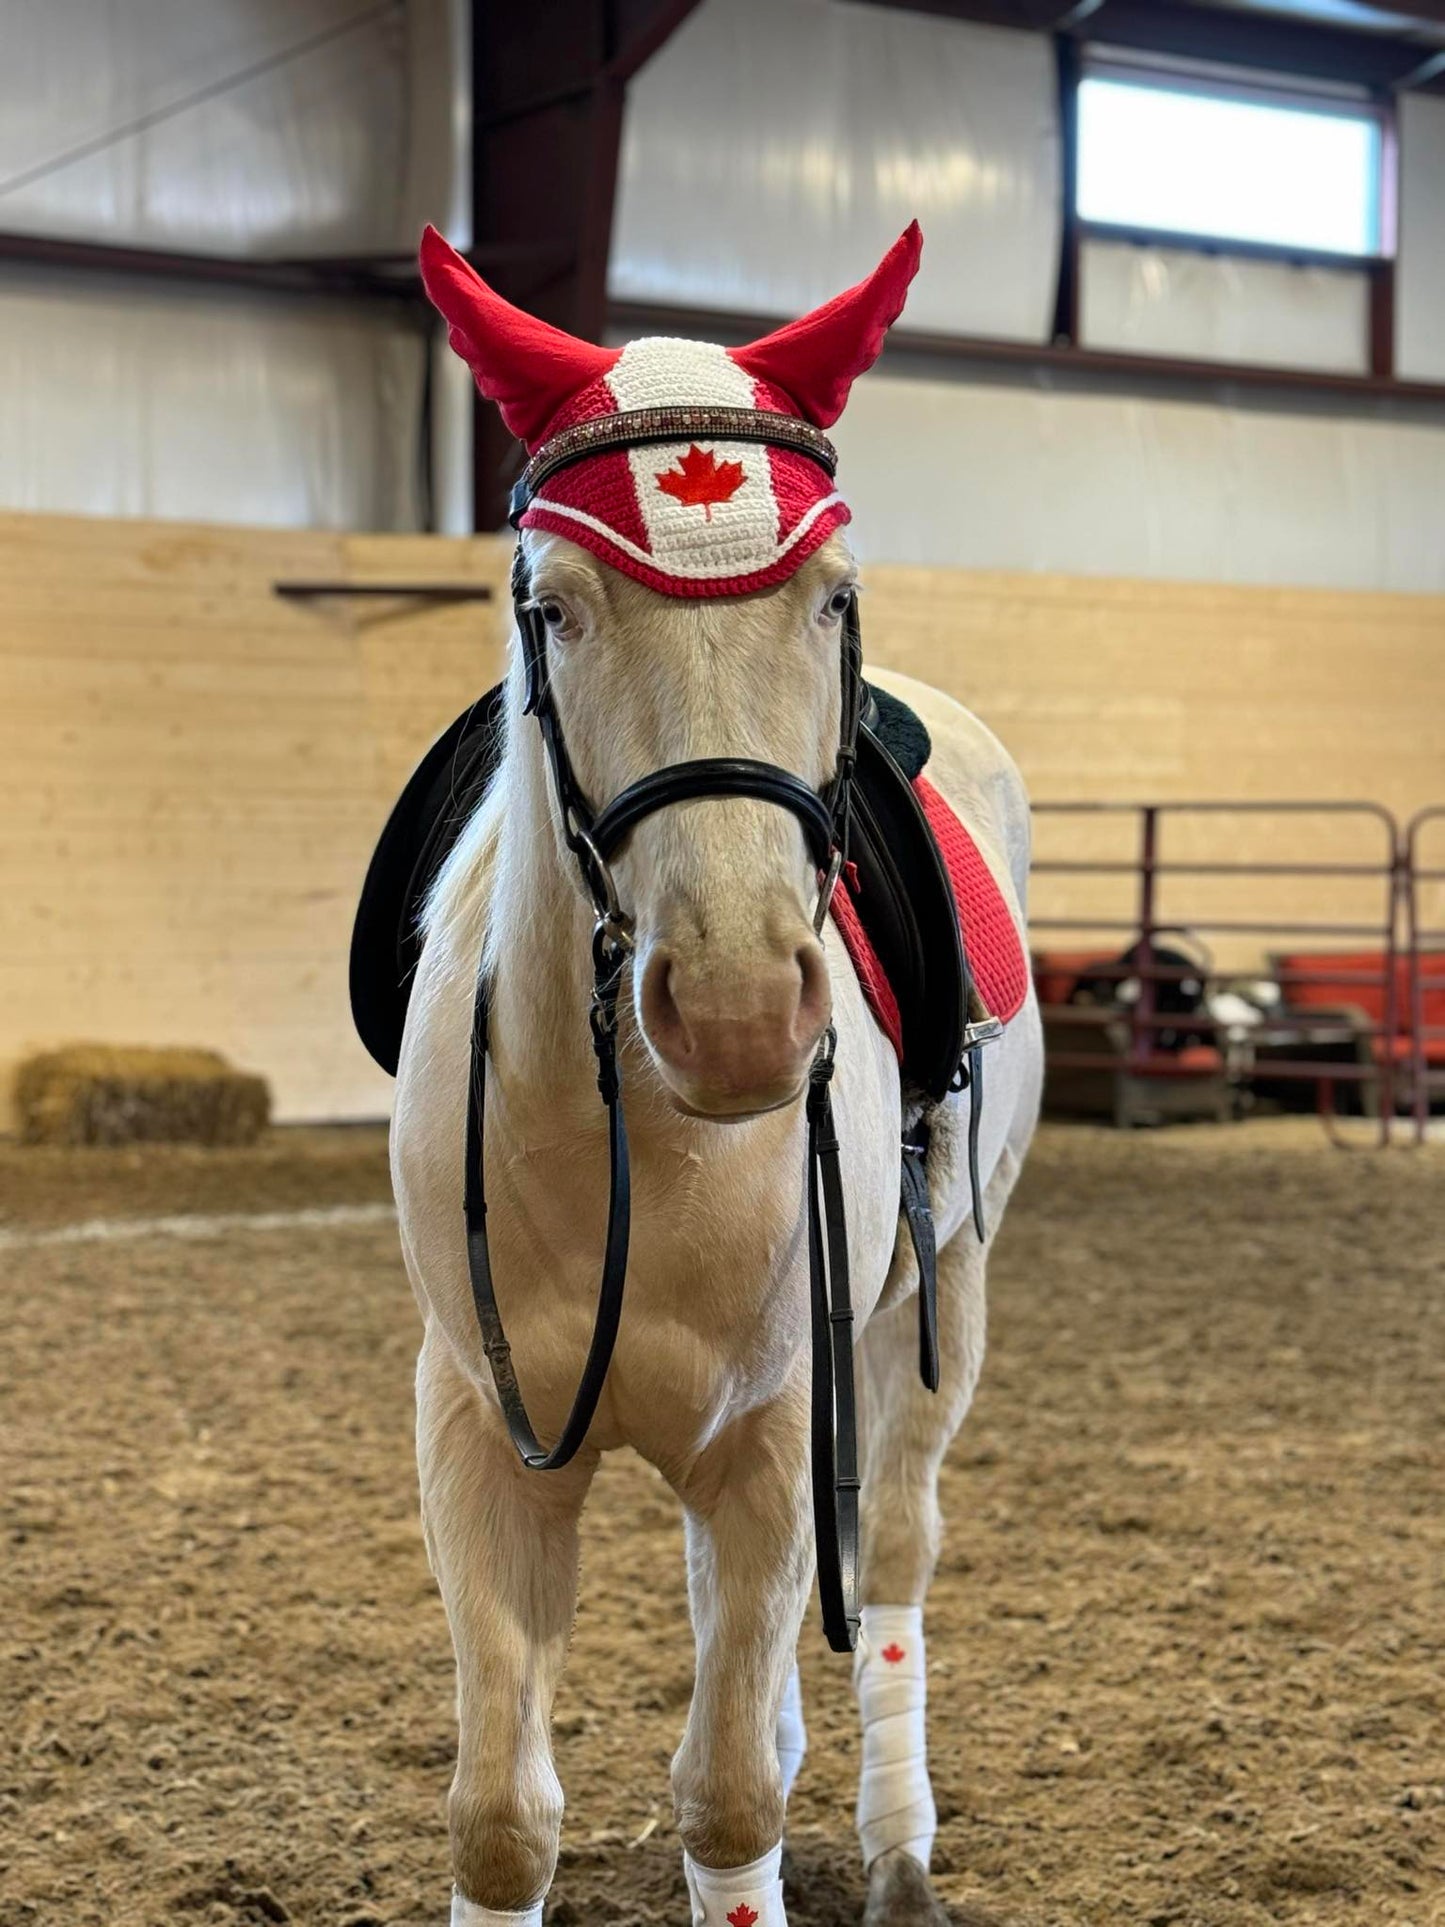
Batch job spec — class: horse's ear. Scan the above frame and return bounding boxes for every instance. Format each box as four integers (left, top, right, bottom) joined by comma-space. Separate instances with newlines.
730, 223, 922, 429
419, 226, 621, 448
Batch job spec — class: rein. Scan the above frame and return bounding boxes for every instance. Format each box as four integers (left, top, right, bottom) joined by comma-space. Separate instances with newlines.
461, 411, 879, 1653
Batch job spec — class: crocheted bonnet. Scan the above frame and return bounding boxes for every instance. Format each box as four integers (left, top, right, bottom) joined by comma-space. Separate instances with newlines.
418, 223, 923, 598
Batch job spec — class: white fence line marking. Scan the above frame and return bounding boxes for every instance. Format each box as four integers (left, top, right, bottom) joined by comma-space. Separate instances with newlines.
0, 1200, 398, 1252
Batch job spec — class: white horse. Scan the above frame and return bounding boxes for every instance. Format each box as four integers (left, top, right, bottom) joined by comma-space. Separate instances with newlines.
390, 231, 1042, 1927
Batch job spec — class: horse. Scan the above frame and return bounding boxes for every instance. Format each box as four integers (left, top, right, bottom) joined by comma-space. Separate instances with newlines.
385, 226, 1043, 1927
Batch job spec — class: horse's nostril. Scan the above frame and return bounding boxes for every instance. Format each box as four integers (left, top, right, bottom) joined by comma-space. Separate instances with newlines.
641, 948, 693, 1063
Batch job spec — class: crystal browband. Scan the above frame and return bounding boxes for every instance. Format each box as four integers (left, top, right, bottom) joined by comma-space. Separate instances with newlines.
509, 406, 839, 526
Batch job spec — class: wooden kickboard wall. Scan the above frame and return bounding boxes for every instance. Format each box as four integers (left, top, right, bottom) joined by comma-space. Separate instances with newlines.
860, 564, 1445, 971
2, 513, 1441, 1125
0, 514, 511, 1129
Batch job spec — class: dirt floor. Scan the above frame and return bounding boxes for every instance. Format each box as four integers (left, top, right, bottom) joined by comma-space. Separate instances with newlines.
1, 1121, 1441, 1927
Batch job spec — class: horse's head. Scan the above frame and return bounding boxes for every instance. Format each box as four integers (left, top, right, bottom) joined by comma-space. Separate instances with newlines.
522, 528, 856, 1116
420, 220, 923, 1118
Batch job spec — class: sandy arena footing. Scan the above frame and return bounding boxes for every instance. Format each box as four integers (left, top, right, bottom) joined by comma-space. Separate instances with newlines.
1, 1121, 1441, 1927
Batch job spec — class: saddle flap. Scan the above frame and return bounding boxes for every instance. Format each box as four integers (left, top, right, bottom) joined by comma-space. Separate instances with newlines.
349, 682, 506, 1076
846, 722, 968, 1101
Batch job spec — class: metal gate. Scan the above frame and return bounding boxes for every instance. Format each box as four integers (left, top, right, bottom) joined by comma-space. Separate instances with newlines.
1403, 808, 1445, 1142
1027, 799, 1441, 1146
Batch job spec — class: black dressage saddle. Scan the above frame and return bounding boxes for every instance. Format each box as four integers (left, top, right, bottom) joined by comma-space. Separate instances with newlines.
350, 681, 970, 1102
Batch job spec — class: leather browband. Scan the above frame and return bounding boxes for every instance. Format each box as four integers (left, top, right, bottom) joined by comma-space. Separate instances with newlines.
509, 406, 839, 526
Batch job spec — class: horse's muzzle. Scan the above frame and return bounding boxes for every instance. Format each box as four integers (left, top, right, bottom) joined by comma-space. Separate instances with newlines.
639, 933, 831, 1117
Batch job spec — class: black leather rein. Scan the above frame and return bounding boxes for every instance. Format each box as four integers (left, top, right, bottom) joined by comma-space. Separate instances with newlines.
461, 416, 878, 1652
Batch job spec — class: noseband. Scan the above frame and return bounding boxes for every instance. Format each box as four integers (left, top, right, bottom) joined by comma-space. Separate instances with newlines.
463, 411, 869, 1650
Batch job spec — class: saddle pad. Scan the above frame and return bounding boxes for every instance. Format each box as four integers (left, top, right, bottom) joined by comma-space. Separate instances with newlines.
831, 777, 1028, 1066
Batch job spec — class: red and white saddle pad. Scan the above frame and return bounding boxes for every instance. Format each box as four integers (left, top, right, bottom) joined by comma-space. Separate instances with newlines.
830, 776, 1029, 1061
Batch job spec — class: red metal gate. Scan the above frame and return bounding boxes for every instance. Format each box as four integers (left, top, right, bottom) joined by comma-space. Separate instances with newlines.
1403, 808, 1445, 1142
1028, 800, 1424, 1145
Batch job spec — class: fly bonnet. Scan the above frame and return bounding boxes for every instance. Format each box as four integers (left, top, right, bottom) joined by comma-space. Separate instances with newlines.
417, 219, 922, 596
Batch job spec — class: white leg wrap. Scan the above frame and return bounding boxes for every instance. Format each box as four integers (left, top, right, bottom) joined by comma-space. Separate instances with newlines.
684, 1844, 787, 1927
450, 1895, 544, 1927
776, 1662, 807, 1799
853, 1604, 936, 1872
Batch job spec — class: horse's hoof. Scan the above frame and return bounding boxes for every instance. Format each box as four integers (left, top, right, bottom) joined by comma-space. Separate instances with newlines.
862, 1851, 951, 1927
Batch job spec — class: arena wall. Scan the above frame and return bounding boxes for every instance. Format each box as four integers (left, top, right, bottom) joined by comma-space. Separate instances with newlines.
0, 512, 510, 1130
3, 511, 1441, 1125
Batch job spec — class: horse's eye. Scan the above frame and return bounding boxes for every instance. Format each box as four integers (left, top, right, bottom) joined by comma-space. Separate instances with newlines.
825, 587, 854, 620
538, 600, 567, 630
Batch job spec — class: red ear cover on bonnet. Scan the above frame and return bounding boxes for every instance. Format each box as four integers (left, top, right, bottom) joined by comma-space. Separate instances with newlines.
729, 221, 923, 428
418, 225, 620, 449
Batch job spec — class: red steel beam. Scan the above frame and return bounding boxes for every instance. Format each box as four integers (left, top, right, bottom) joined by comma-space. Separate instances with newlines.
468, 0, 704, 530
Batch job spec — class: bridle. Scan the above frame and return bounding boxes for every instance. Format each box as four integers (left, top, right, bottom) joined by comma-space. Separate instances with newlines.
464, 407, 868, 1650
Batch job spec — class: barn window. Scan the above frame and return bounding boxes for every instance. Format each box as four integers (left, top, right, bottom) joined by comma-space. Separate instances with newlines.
1076, 72, 1387, 260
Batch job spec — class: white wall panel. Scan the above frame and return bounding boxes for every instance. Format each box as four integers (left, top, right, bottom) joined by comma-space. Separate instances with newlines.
403, 0, 470, 248
1082, 240, 1369, 375
1397, 94, 1445, 383
0, 272, 425, 529
0, 0, 410, 255
611, 0, 1060, 342
830, 366, 1445, 593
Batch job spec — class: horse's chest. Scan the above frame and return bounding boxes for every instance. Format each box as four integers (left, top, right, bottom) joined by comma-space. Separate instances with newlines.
487, 1143, 810, 1451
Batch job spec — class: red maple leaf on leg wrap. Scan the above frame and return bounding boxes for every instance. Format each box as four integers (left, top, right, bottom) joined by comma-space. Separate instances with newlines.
656, 445, 746, 519
880, 1643, 906, 1664
727, 1906, 759, 1927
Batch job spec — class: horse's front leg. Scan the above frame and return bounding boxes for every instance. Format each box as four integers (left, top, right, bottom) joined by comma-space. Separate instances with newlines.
672, 1387, 813, 1927
853, 1213, 997, 1927
416, 1324, 596, 1926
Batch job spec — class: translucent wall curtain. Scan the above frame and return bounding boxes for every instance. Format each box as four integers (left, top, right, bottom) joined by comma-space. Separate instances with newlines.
0, 271, 426, 529
0, 0, 464, 528
1397, 94, 1445, 383
611, 0, 1062, 343
1081, 243, 1369, 375
0, 0, 416, 255
832, 367, 1445, 593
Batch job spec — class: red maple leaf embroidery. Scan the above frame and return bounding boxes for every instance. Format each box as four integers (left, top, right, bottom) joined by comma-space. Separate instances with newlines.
727, 1907, 759, 1927
880, 1643, 906, 1665
655, 445, 746, 520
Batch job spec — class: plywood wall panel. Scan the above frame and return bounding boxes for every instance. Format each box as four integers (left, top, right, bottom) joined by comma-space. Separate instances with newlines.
2, 514, 1441, 1126
861, 568, 1445, 809
858, 565, 1445, 966
0, 513, 510, 1129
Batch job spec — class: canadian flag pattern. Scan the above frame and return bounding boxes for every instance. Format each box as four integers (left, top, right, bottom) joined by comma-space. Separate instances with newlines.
854, 1605, 934, 1871
684, 1846, 787, 1927
519, 337, 848, 598
418, 219, 923, 600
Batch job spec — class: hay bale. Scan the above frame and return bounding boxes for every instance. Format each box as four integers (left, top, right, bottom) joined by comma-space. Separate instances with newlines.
15, 1045, 271, 1147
